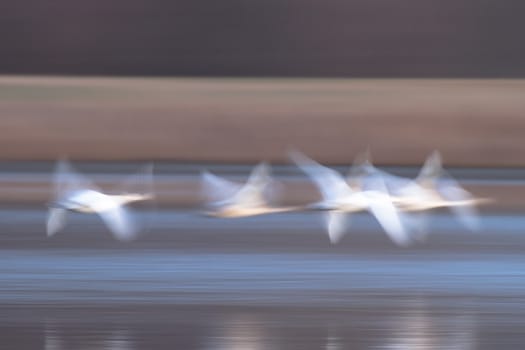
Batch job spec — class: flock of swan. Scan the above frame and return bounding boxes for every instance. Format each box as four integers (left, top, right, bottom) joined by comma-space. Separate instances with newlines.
46, 150, 490, 246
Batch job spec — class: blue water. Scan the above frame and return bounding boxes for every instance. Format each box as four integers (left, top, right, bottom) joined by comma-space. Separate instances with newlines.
2, 250, 525, 306
3, 210, 525, 349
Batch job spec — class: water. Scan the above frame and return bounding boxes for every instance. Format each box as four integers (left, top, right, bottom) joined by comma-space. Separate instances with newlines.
2, 209, 525, 349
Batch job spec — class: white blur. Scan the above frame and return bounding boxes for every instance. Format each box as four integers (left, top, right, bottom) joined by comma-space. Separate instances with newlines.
289, 150, 489, 246
201, 162, 297, 218
46, 160, 154, 241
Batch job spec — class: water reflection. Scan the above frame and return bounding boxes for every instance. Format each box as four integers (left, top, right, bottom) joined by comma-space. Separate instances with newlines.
378, 302, 476, 350
203, 314, 267, 350
33, 302, 482, 350
45, 322, 135, 350
325, 332, 344, 350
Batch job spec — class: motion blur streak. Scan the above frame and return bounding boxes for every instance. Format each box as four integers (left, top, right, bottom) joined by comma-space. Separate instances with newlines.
1, 75, 525, 349
1, 77, 525, 166
2, 204, 525, 348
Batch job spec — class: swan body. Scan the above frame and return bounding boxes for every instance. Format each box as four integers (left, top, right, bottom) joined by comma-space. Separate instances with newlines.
289, 150, 410, 246
47, 160, 153, 241
202, 163, 295, 218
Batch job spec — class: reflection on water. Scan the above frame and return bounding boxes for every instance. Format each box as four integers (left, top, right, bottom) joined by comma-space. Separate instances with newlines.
29, 301, 484, 350
45, 324, 135, 350
203, 314, 267, 350
379, 300, 476, 350
2, 208, 525, 349
325, 333, 344, 350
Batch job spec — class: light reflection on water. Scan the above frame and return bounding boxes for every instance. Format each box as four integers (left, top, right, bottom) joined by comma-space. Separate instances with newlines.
45, 326, 135, 350
202, 314, 268, 350
34, 302, 483, 350
2, 248, 525, 349
377, 301, 476, 350
2, 210, 525, 349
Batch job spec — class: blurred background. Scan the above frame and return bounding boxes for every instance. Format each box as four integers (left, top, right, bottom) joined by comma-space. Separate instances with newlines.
2, 1, 525, 349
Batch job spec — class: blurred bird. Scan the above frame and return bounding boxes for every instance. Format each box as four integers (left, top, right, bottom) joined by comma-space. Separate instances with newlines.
201, 163, 295, 218
289, 150, 410, 246
47, 160, 154, 241
348, 151, 490, 237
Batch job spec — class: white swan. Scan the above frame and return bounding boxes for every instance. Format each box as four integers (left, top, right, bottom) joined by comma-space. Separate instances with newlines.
201, 163, 296, 218
47, 160, 154, 241
349, 151, 490, 234
289, 150, 410, 246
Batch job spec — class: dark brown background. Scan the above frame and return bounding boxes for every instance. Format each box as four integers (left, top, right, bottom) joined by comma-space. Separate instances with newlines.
1, 0, 525, 77
1, 1, 524, 167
